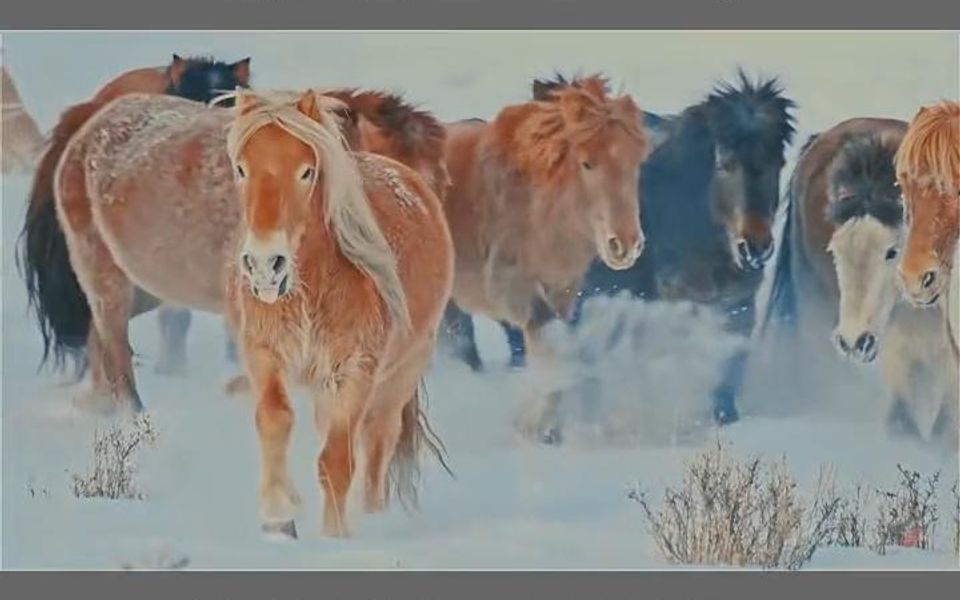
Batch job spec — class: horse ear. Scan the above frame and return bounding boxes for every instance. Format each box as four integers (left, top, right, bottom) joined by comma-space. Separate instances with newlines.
532, 80, 554, 101
328, 103, 360, 147
168, 53, 187, 86
231, 58, 252, 86
295, 90, 323, 121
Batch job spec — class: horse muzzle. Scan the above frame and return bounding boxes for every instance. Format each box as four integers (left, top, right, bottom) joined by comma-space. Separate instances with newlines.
600, 232, 644, 271
833, 330, 879, 364
241, 250, 293, 304
734, 237, 774, 271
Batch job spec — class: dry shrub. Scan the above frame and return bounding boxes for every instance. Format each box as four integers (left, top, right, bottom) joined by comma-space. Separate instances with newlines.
629, 441, 842, 569
71, 414, 158, 500
833, 484, 871, 548
872, 465, 940, 554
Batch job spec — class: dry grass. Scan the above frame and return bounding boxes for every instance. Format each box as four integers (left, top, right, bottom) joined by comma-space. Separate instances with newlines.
628, 441, 842, 569
952, 481, 959, 556
872, 465, 940, 554
71, 414, 158, 500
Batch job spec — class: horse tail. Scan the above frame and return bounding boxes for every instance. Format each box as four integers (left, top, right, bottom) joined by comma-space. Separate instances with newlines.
388, 380, 453, 511
759, 134, 822, 340
16, 101, 100, 372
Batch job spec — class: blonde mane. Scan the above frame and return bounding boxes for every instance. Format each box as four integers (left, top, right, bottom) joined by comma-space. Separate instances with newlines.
895, 101, 960, 195
492, 74, 646, 184
225, 90, 410, 329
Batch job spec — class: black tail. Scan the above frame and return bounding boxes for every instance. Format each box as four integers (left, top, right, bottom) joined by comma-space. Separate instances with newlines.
759, 135, 819, 339
16, 102, 99, 373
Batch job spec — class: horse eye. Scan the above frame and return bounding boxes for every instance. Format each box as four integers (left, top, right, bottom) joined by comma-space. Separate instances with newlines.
300, 167, 315, 182
581, 161, 593, 171
885, 247, 899, 261
235, 164, 246, 179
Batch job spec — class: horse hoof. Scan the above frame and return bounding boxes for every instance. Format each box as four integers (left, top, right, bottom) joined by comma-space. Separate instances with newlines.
261, 520, 298, 541
713, 406, 740, 426
540, 427, 563, 446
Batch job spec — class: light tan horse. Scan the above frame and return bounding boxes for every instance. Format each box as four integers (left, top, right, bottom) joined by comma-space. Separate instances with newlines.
443, 74, 649, 440
224, 90, 453, 538
1, 66, 45, 174
22, 88, 449, 416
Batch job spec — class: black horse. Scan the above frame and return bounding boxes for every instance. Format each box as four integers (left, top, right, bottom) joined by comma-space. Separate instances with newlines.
443, 71, 796, 426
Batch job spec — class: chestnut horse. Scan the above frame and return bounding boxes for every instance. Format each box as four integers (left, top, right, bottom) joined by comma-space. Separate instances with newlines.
894, 101, 960, 443
443, 74, 649, 441
17, 54, 252, 377
224, 90, 452, 538
895, 102, 960, 313
21, 88, 448, 415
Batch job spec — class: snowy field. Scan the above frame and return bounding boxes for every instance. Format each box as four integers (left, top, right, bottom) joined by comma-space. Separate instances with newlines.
2, 31, 959, 569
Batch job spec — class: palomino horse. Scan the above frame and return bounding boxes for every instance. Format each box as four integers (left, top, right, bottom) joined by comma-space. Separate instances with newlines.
224, 90, 452, 538
2, 66, 45, 174
442, 74, 649, 442
21, 88, 449, 415
765, 118, 956, 445
18, 54, 252, 377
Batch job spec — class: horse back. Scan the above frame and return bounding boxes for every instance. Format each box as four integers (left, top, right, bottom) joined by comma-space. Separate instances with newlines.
90, 66, 168, 105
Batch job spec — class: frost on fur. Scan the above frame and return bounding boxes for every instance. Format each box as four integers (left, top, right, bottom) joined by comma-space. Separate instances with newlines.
71, 415, 158, 500
628, 441, 842, 569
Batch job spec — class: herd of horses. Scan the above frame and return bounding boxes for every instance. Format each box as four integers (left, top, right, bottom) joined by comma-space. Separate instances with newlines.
7, 54, 959, 539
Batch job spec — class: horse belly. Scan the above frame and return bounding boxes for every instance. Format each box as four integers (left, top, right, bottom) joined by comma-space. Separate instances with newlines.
91, 176, 239, 313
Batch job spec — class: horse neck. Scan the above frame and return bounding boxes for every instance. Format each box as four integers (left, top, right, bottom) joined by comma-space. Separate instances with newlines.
644, 111, 724, 253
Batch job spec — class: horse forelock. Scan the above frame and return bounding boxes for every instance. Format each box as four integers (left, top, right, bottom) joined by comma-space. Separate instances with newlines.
226, 93, 411, 329
706, 72, 796, 160
895, 101, 960, 196
493, 79, 646, 183
827, 134, 902, 228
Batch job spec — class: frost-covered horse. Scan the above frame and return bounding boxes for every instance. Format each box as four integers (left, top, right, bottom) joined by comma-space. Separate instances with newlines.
224, 89, 453, 538
20, 87, 448, 413
18, 54, 253, 377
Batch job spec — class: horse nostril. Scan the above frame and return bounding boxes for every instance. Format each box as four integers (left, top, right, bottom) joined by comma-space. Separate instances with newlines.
608, 237, 624, 259
854, 332, 876, 356
835, 334, 850, 353
269, 255, 287, 274
241, 253, 254, 274
736, 239, 749, 258
921, 270, 937, 290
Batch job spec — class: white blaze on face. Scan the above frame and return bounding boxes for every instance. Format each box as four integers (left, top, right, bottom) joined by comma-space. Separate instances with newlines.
829, 216, 902, 359
240, 229, 294, 304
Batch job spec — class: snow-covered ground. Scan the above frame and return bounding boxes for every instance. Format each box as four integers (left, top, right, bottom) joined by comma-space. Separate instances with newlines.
2, 31, 959, 569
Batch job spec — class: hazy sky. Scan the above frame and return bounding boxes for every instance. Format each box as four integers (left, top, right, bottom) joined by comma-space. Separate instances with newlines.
2, 31, 958, 159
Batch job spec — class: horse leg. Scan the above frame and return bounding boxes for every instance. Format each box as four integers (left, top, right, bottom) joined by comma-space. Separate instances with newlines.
225, 323, 239, 364
439, 302, 483, 371
155, 305, 191, 376
518, 297, 567, 445
316, 363, 374, 537
57, 184, 141, 413
500, 321, 527, 369
885, 396, 923, 441
361, 347, 429, 513
248, 345, 300, 539
711, 350, 746, 425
